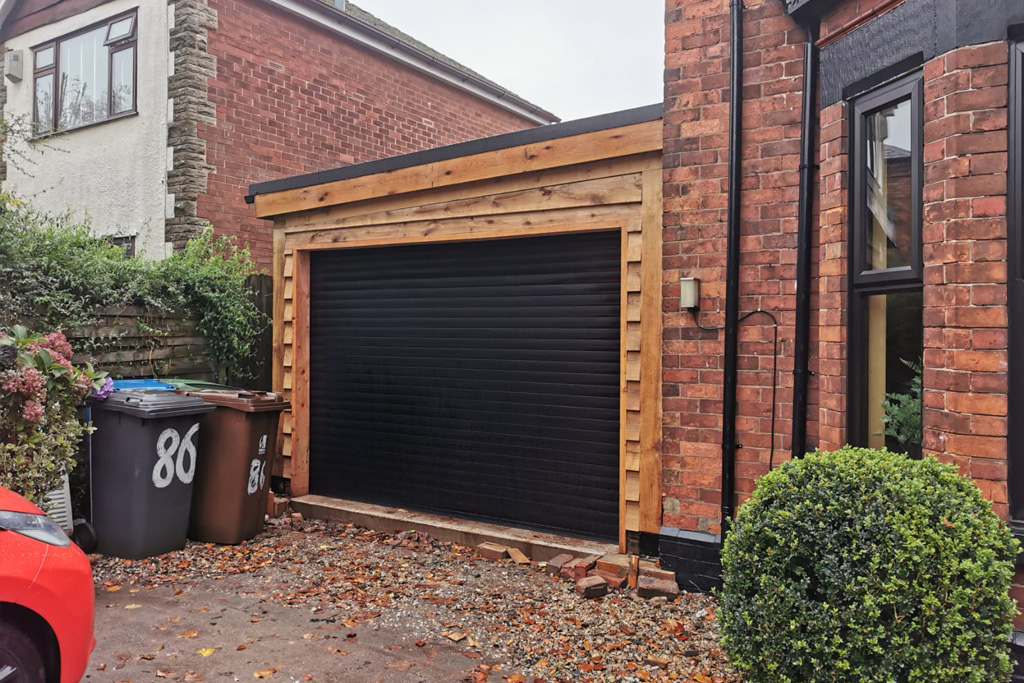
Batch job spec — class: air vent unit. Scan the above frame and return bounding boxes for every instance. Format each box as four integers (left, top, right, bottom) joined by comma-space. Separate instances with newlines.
4, 50, 23, 82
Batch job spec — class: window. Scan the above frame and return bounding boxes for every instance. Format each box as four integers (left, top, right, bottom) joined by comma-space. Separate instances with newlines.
107, 235, 136, 258
32, 10, 137, 134
848, 71, 924, 456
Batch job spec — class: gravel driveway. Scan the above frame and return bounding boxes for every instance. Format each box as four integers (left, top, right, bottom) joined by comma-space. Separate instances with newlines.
87, 517, 737, 683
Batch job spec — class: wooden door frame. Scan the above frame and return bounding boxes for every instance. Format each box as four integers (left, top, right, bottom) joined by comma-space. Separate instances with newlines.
284, 216, 659, 551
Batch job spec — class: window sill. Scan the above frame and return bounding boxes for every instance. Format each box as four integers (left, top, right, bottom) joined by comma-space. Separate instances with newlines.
30, 109, 138, 141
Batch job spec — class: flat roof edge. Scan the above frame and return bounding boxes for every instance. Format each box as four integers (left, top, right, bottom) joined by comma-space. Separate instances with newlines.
245, 103, 664, 204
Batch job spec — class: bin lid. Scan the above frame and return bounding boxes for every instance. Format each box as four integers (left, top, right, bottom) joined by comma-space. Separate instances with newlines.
93, 389, 216, 419
112, 379, 174, 391
164, 379, 240, 391
184, 390, 290, 413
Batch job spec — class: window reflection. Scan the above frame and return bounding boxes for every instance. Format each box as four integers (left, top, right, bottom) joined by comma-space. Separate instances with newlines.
865, 98, 913, 272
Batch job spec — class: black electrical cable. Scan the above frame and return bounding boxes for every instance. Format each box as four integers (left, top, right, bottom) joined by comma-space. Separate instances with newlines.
691, 308, 780, 471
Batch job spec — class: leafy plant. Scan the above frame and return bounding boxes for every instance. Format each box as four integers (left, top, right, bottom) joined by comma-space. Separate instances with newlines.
719, 446, 1019, 683
0, 195, 265, 378
882, 358, 923, 453
0, 325, 107, 503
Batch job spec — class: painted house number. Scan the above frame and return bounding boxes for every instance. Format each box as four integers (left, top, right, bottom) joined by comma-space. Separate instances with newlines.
247, 458, 266, 495
153, 423, 200, 488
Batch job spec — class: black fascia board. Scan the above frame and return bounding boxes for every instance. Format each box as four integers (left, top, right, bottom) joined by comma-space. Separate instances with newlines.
245, 103, 664, 204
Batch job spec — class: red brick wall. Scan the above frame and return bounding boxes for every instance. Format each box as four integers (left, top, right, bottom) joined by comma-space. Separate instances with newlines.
816, 100, 848, 451
198, 0, 539, 267
919, 42, 1010, 517
663, 0, 810, 534
663, 0, 1013, 540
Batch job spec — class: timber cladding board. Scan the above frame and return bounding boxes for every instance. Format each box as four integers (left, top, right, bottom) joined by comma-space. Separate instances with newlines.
266, 124, 662, 550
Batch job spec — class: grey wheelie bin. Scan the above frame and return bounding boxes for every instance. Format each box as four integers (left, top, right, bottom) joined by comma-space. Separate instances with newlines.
89, 390, 214, 559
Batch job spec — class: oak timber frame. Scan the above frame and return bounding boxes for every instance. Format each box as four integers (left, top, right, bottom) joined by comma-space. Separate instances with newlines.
258, 119, 664, 551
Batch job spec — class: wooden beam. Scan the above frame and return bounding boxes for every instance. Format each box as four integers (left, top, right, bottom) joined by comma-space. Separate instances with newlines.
283, 174, 643, 235
639, 169, 664, 534
282, 154, 661, 231
254, 120, 663, 218
284, 210, 640, 252
289, 250, 312, 497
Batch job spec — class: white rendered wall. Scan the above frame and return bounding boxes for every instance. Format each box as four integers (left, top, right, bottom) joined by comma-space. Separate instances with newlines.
3, 0, 171, 259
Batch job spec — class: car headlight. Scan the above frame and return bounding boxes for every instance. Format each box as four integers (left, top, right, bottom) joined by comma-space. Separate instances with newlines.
0, 511, 70, 547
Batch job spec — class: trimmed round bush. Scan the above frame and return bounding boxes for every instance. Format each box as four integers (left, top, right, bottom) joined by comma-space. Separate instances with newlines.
719, 446, 1019, 683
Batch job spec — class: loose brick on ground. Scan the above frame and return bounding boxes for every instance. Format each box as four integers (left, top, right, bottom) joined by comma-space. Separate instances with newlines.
476, 542, 509, 561
638, 575, 681, 601
575, 575, 609, 599
545, 553, 574, 575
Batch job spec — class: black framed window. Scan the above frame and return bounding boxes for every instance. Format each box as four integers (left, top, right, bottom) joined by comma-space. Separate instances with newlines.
848, 71, 925, 455
32, 10, 137, 135
1008, 41, 1024, 527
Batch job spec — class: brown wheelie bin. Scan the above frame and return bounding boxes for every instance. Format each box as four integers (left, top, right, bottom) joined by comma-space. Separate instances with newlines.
184, 390, 289, 544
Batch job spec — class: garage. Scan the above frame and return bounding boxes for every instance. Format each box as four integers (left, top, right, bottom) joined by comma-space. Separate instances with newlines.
308, 232, 621, 539
248, 104, 664, 550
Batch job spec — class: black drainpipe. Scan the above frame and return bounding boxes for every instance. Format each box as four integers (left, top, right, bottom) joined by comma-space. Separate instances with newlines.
721, 0, 744, 528
791, 22, 820, 460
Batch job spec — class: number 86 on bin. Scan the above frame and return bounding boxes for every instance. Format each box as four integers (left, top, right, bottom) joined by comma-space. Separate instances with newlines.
153, 423, 200, 488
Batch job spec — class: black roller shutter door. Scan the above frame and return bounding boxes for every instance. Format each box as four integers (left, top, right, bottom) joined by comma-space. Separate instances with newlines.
308, 231, 620, 540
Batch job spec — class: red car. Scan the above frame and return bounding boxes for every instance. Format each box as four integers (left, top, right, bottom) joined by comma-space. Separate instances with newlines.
0, 486, 94, 683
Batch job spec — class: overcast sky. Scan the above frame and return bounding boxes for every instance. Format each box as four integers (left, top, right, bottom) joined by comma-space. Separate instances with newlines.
352, 0, 665, 122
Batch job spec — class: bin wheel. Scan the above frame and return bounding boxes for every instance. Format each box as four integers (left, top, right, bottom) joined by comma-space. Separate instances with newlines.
72, 521, 97, 554
0, 622, 47, 683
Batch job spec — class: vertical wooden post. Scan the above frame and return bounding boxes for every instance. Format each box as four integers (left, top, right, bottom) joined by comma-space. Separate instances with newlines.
272, 221, 286, 394
290, 249, 312, 497
639, 169, 664, 533
271, 222, 287, 479
619, 226, 629, 553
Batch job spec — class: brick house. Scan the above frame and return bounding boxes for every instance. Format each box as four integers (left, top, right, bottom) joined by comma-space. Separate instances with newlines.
660, 0, 1024, 668
0, 0, 555, 266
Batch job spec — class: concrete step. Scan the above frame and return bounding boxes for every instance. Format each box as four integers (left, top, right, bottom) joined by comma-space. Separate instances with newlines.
290, 495, 618, 563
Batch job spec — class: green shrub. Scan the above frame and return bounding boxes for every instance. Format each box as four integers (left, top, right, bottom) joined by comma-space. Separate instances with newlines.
0, 194, 265, 378
719, 446, 1019, 683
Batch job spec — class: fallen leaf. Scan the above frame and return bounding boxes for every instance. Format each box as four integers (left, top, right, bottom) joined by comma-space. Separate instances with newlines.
184, 674, 204, 682
179, 630, 199, 639
156, 671, 175, 679
197, 648, 215, 657
106, 586, 121, 592
236, 645, 247, 651
124, 604, 141, 610
254, 670, 276, 679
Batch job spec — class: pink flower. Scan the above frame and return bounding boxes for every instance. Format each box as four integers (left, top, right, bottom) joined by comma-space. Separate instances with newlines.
21, 400, 44, 423
44, 333, 73, 361
1, 366, 44, 398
